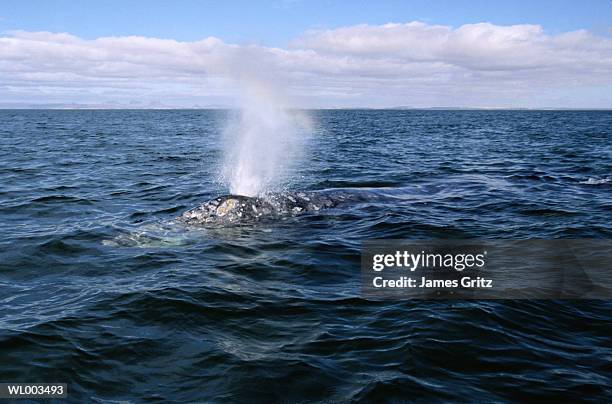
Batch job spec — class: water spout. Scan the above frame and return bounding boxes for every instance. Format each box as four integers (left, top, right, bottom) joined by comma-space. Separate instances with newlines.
221, 83, 311, 196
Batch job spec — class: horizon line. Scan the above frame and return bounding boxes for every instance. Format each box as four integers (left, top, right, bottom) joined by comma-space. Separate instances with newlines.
1, 106, 611, 111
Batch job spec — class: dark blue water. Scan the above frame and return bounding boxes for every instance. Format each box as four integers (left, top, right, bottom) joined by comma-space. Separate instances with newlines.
1, 110, 611, 402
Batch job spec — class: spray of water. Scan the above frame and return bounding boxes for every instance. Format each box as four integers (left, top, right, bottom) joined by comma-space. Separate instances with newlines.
221, 82, 311, 197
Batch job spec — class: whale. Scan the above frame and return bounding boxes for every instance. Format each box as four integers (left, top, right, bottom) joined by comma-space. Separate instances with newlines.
178, 190, 364, 225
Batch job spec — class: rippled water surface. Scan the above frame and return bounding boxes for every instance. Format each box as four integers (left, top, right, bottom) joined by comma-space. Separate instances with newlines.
1, 110, 611, 402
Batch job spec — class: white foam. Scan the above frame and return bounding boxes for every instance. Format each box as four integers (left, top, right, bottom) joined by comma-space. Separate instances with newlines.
579, 177, 610, 185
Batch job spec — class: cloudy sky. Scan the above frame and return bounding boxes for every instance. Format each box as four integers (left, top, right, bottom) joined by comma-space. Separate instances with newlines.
1, 0, 612, 108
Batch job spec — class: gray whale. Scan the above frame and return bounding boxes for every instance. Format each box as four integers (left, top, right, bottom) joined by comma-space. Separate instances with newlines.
178, 190, 360, 225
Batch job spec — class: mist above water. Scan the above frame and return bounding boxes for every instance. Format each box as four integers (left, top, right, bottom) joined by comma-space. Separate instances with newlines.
221, 84, 311, 197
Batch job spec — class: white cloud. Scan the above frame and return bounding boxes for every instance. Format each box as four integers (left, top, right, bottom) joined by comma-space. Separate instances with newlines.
1, 21, 612, 107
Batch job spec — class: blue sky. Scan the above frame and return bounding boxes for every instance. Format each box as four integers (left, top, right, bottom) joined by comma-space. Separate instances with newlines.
1, 1, 612, 108
3, 0, 611, 45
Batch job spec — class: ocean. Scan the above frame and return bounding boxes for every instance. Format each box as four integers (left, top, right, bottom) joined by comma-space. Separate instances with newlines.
0, 109, 611, 402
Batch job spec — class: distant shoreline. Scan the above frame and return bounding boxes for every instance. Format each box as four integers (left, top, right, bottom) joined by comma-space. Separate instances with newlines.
1, 106, 611, 111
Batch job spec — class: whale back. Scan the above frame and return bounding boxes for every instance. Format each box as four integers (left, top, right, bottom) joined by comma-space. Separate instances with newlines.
178, 191, 347, 225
